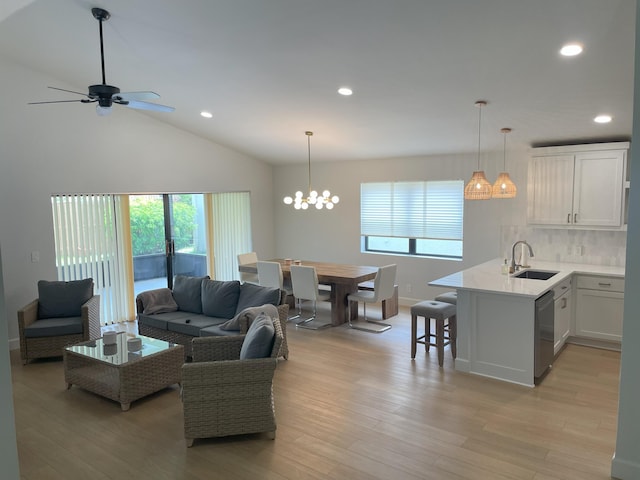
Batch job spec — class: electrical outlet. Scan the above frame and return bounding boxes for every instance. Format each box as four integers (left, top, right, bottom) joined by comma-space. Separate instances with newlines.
406, 283, 412, 294
31, 250, 39, 262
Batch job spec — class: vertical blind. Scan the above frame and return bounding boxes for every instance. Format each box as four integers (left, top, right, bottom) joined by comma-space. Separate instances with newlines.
51, 194, 133, 325
360, 180, 464, 240
208, 192, 252, 281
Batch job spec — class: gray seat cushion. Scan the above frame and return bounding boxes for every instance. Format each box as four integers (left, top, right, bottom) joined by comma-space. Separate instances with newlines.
201, 279, 241, 318
172, 275, 209, 314
167, 314, 227, 337
199, 325, 244, 337
24, 316, 83, 338
411, 300, 456, 320
235, 283, 281, 315
239, 314, 275, 359
138, 310, 193, 330
37, 278, 93, 319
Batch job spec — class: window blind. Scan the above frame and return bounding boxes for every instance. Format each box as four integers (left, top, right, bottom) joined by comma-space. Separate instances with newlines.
51, 194, 133, 324
361, 180, 463, 240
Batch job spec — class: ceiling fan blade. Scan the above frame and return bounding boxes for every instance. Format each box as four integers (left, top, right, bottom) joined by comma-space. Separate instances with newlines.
47, 86, 89, 97
125, 100, 175, 113
28, 99, 85, 105
116, 91, 161, 101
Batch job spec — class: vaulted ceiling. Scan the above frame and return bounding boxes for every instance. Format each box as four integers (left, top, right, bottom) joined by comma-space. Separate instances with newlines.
0, 0, 635, 164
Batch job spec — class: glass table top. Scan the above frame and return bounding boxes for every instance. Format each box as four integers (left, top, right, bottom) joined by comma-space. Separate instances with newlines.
65, 332, 178, 366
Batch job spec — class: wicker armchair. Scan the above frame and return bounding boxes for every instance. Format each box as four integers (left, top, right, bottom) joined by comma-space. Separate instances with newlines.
182, 315, 284, 447
17, 279, 101, 364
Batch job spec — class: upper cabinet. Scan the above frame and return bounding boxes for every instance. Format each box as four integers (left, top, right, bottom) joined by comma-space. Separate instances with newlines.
528, 142, 629, 228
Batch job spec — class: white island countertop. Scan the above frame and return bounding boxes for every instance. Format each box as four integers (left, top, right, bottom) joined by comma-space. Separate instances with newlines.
429, 258, 625, 298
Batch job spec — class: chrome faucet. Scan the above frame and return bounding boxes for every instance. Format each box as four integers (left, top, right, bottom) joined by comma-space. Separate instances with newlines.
510, 240, 535, 273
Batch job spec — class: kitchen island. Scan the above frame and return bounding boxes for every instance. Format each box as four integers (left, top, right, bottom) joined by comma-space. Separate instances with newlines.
429, 258, 624, 386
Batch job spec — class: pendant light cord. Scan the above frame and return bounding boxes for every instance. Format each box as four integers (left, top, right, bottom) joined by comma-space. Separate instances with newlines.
474, 101, 486, 170
306, 131, 313, 194
501, 127, 511, 170
477, 104, 482, 170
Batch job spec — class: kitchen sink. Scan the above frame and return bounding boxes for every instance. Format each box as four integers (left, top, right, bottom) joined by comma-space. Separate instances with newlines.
513, 269, 559, 280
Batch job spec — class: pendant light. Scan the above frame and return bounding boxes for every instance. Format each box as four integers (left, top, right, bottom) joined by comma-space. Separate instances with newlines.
283, 131, 339, 210
464, 100, 492, 200
492, 127, 517, 198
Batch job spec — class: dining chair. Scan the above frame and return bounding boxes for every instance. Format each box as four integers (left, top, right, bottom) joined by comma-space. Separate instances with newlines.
289, 265, 331, 330
257, 261, 296, 319
347, 264, 397, 333
237, 252, 259, 284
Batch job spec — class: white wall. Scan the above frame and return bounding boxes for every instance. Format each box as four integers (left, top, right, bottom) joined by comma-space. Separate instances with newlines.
273, 145, 531, 302
0, 246, 20, 479
0, 57, 277, 345
611, 4, 640, 478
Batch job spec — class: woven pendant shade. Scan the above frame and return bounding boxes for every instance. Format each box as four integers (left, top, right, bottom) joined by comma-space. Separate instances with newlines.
491, 127, 517, 199
492, 172, 517, 198
464, 171, 493, 200
464, 100, 492, 200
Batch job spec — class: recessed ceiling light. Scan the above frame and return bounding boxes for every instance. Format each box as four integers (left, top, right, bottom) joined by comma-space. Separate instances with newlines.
200, 111, 213, 118
594, 114, 612, 124
560, 43, 583, 56
337, 87, 353, 96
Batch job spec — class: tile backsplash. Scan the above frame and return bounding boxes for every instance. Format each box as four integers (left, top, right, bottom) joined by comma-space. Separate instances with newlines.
500, 226, 627, 267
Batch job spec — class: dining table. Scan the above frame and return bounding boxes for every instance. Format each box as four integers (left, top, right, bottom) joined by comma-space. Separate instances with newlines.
238, 259, 379, 326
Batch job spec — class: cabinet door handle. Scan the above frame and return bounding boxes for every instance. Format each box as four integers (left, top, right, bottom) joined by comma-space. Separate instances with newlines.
567, 213, 571, 223
562, 298, 567, 309
574, 213, 578, 223
598, 282, 612, 287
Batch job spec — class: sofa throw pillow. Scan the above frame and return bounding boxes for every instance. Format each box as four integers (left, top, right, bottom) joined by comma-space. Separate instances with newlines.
239, 314, 275, 359
220, 303, 279, 331
201, 279, 240, 319
38, 278, 94, 319
172, 275, 209, 314
235, 282, 281, 315
138, 288, 179, 315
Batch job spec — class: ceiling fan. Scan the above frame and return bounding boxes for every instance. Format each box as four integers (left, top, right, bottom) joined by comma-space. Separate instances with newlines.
29, 7, 174, 116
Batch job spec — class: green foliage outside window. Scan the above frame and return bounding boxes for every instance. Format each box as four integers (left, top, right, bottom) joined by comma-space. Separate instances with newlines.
130, 197, 196, 256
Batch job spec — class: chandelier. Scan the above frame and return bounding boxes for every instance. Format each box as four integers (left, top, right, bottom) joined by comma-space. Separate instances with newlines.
464, 100, 493, 200
283, 131, 339, 210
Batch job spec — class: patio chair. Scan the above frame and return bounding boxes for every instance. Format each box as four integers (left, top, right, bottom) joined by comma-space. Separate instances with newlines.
17, 278, 101, 364
181, 312, 284, 446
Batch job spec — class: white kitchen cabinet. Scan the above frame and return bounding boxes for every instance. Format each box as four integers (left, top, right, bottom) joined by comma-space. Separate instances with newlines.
574, 275, 624, 342
528, 143, 628, 228
553, 278, 572, 355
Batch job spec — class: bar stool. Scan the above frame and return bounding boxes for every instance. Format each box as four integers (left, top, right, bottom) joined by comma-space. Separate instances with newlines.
411, 300, 457, 367
435, 291, 457, 305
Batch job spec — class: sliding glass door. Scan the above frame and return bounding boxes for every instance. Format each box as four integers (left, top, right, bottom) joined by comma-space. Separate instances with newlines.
130, 194, 207, 295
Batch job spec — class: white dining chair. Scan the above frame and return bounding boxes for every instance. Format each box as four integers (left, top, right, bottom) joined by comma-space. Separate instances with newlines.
290, 265, 331, 330
347, 264, 397, 333
257, 261, 296, 319
237, 252, 259, 284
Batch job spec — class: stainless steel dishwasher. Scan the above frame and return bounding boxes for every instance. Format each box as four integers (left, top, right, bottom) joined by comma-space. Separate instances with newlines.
535, 290, 555, 381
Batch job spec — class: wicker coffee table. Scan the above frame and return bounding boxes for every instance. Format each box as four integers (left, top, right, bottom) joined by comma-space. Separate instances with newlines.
64, 332, 184, 411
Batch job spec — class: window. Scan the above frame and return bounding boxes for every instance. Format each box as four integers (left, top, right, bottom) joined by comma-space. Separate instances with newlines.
360, 180, 463, 259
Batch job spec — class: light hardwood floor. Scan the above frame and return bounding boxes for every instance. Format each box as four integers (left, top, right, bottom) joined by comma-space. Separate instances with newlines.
11, 304, 620, 480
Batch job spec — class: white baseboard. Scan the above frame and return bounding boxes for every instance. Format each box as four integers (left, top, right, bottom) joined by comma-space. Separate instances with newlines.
8, 338, 19, 351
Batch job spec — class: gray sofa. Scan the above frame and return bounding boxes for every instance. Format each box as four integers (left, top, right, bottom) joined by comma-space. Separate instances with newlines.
136, 275, 288, 359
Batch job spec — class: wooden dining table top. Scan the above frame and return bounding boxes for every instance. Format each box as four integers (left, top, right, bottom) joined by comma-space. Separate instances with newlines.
239, 259, 378, 285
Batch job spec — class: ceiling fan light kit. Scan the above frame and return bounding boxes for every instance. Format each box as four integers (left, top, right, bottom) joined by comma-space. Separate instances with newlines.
28, 7, 174, 115
283, 131, 339, 210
